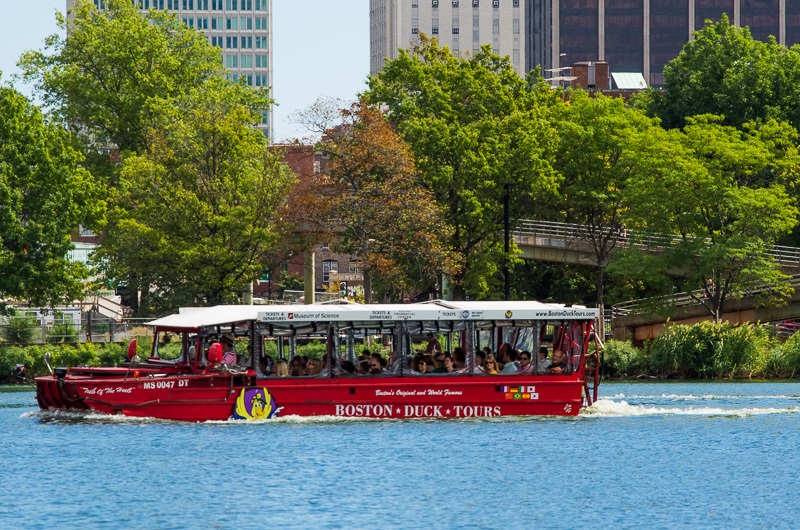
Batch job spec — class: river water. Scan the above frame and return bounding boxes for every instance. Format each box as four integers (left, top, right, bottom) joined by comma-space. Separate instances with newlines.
2, 381, 799, 529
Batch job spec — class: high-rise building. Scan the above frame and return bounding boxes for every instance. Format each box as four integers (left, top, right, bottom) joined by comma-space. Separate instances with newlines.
370, 0, 526, 76
527, 1, 800, 87
68, 0, 273, 139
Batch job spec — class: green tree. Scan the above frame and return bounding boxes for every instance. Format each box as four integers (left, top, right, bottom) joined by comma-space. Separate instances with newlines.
553, 92, 665, 332
620, 116, 800, 321
95, 78, 294, 313
366, 36, 561, 300
18, 0, 222, 158
0, 86, 104, 310
644, 14, 800, 132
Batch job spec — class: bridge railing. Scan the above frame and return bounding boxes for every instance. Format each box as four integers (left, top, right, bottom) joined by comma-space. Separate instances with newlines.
514, 219, 800, 267
611, 273, 800, 319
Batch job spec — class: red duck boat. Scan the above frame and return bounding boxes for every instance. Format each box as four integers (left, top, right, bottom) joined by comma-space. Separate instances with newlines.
35, 300, 602, 422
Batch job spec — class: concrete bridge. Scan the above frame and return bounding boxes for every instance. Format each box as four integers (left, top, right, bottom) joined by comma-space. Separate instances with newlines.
512, 220, 800, 274
513, 220, 800, 338
609, 275, 800, 344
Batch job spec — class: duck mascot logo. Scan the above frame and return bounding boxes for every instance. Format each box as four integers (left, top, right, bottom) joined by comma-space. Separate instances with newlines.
232, 387, 278, 420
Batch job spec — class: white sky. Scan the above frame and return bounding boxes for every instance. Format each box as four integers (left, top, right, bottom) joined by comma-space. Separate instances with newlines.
0, 1, 369, 142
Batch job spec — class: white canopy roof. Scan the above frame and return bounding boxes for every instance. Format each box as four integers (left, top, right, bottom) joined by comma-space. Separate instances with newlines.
146, 301, 598, 331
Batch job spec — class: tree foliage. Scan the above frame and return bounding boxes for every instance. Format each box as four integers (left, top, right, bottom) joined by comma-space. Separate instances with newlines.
619, 116, 800, 321
95, 79, 294, 313
366, 36, 561, 299
291, 99, 458, 302
18, 0, 222, 157
553, 92, 665, 328
0, 86, 104, 310
646, 14, 800, 132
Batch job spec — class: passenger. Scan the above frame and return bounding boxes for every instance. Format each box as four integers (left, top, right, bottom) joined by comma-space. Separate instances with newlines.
432, 354, 456, 374
339, 360, 356, 374
475, 351, 486, 371
500, 349, 519, 373
368, 356, 384, 374
307, 358, 323, 376
425, 333, 442, 354
220, 335, 238, 366
422, 354, 436, 373
272, 359, 289, 377
538, 348, 551, 372
289, 356, 306, 376
482, 354, 499, 374
357, 360, 370, 375
517, 351, 534, 374
360, 349, 372, 362
547, 349, 569, 374
434, 351, 447, 370
497, 343, 512, 369
453, 347, 466, 370
414, 356, 429, 374
259, 355, 273, 375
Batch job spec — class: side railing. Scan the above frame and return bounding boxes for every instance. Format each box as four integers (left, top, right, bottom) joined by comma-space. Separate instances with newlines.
514, 219, 800, 268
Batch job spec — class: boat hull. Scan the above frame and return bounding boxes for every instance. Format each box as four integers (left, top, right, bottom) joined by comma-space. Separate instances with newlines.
36, 373, 585, 421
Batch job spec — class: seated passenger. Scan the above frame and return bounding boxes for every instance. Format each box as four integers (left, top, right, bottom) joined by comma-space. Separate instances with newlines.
307, 358, 323, 376
414, 356, 429, 374
538, 348, 551, 372
517, 351, 534, 373
482, 354, 499, 374
360, 349, 372, 362
368, 356, 384, 374
547, 349, 569, 374
272, 359, 289, 377
220, 335, 238, 366
432, 354, 456, 374
425, 332, 442, 354
289, 356, 306, 376
500, 349, 519, 373
357, 360, 370, 375
453, 347, 466, 370
339, 360, 356, 374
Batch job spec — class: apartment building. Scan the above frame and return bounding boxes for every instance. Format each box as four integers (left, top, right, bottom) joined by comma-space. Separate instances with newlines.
370, 0, 526, 76
69, 0, 273, 138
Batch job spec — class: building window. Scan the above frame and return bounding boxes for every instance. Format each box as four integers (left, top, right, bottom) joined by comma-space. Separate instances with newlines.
412, 18, 419, 35
226, 17, 238, 30
453, 20, 460, 34
412, 0, 418, 7
493, 18, 499, 35
240, 54, 253, 68
241, 36, 253, 48
255, 0, 268, 10
322, 260, 338, 283
513, 18, 519, 34
226, 36, 238, 49
256, 36, 268, 49
225, 54, 238, 68
513, 0, 518, 6
255, 54, 268, 68
432, 0, 439, 7
349, 260, 363, 274
472, 0, 479, 6
492, 0, 499, 7
226, 0, 238, 9
241, 17, 253, 30
453, 0, 459, 6
432, 19, 439, 35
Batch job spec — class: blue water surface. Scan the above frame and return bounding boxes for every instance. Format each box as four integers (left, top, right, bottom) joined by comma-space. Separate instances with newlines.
1, 381, 799, 529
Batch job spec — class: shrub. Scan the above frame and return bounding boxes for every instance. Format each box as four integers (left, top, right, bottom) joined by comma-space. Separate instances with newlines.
602, 339, 647, 378
3, 312, 39, 344
768, 332, 800, 378
649, 322, 777, 379
47, 312, 80, 343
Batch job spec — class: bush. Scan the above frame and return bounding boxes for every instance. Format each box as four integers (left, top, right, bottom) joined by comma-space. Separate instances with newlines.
602, 339, 647, 378
3, 312, 39, 344
768, 332, 800, 378
47, 312, 80, 343
649, 322, 777, 379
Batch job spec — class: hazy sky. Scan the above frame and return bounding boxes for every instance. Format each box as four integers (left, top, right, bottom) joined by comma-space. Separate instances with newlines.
0, 1, 369, 142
